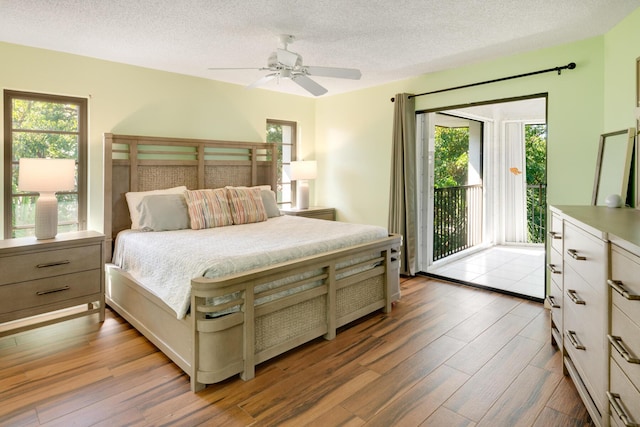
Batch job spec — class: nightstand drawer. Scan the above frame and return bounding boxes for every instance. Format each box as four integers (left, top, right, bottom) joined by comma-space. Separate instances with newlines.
280, 207, 336, 221
0, 244, 102, 285
0, 269, 101, 315
300, 210, 335, 221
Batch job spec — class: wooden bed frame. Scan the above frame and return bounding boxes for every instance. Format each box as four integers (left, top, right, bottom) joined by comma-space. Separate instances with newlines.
103, 133, 401, 391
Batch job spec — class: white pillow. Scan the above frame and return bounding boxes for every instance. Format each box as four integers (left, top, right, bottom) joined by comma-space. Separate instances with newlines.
260, 189, 281, 218
125, 186, 187, 229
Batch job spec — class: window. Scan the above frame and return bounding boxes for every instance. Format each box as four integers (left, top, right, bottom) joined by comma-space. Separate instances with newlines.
3, 90, 87, 238
266, 119, 297, 206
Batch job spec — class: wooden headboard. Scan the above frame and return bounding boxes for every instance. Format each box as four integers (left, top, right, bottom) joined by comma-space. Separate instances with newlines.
103, 133, 277, 258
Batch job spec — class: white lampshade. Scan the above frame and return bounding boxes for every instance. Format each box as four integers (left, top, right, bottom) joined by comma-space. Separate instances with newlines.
18, 158, 76, 192
290, 160, 317, 181
18, 158, 76, 240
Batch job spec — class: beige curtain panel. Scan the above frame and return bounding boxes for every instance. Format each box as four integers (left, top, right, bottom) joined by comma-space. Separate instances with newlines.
388, 93, 417, 276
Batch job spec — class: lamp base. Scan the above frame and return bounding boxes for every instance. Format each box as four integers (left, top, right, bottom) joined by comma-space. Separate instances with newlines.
35, 193, 59, 240
297, 181, 310, 209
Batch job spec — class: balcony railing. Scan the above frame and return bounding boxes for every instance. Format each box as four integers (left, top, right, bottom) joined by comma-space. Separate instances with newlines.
526, 183, 547, 243
433, 184, 483, 261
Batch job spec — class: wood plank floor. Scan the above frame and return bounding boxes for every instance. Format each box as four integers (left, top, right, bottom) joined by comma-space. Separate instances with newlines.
0, 276, 594, 426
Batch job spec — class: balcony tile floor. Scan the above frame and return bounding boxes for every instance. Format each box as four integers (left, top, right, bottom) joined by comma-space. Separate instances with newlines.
426, 245, 546, 299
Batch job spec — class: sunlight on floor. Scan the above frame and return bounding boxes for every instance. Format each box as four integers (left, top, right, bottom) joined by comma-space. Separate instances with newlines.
426, 245, 546, 299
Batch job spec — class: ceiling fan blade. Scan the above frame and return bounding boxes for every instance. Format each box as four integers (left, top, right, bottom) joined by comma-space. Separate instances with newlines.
277, 48, 299, 68
247, 73, 277, 89
208, 67, 268, 71
305, 66, 362, 80
291, 74, 327, 96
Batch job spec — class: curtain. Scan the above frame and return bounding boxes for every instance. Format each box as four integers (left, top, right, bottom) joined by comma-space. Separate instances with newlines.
503, 122, 528, 243
388, 93, 417, 276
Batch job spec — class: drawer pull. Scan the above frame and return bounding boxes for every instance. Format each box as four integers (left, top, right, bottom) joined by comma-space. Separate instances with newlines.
547, 263, 561, 274
566, 249, 586, 261
546, 295, 560, 309
36, 286, 70, 296
548, 231, 562, 240
36, 260, 71, 268
566, 330, 586, 350
608, 280, 640, 301
607, 391, 639, 427
566, 289, 586, 305
608, 335, 640, 364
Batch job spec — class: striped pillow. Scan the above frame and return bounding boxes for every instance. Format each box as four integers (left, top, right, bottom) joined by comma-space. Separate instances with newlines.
226, 187, 268, 224
184, 189, 233, 229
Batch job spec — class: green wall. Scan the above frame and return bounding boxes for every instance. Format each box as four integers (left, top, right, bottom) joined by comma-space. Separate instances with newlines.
603, 6, 640, 130
0, 42, 316, 237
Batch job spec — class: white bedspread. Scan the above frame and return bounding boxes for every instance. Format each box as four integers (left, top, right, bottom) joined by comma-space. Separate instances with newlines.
112, 215, 388, 319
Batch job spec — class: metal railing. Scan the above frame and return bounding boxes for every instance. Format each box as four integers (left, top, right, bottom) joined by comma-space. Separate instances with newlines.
433, 184, 483, 261
526, 184, 547, 243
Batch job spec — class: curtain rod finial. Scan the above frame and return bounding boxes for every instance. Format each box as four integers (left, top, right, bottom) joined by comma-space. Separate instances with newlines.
390, 97, 395, 102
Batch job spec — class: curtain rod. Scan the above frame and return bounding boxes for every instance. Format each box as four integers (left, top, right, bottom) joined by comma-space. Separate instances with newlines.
390, 62, 576, 102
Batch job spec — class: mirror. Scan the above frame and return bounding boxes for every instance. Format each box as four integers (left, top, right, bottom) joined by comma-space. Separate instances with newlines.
592, 128, 635, 206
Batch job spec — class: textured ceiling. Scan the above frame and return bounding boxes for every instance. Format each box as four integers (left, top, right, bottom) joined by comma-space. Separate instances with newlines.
1, 0, 638, 97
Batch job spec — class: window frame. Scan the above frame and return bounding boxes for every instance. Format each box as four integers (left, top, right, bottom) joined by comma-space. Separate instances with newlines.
266, 118, 297, 206
3, 90, 88, 238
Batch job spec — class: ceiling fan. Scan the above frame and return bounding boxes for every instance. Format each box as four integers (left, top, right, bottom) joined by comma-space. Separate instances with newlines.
208, 34, 362, 96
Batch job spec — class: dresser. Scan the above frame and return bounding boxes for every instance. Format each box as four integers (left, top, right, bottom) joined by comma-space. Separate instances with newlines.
550, 206, 640, 427
0, 230, 105, 336
280, 206, 336, 221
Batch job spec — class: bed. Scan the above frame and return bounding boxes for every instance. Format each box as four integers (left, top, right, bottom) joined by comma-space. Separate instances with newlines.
103, 133, 401, 391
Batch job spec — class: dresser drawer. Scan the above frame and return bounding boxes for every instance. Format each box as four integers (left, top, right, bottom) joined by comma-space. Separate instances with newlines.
610, 305, 640, 389
564, 262, 606, 333
548, 278, 563, 341
548, 246, 563, 289
549, 212, 563, 253
563, 222, 606, 291
610, 244, 640, 328
0, 269, 101, 316
0, 244, 102, 286
609, 359, 640, 427
563, 276, 605, 412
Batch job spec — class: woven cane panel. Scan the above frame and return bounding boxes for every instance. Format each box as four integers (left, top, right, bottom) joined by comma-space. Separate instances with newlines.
137, 166, 198, 191
205, 165, 252, 189
255, 295, 326, 352
256, 165, 272, 185
336, 276, 385, 318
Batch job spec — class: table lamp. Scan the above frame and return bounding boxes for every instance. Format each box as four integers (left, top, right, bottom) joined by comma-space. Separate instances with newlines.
290, 160, 317, 209
18, 158, 76, 239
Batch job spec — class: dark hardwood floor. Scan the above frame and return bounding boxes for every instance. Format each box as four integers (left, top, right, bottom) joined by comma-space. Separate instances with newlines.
0, 276, 594, 426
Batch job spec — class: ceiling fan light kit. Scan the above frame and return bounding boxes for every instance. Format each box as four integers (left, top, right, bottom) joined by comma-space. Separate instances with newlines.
209, 34, 361, 96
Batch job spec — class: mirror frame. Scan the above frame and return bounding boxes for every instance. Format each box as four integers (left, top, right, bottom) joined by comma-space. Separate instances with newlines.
592, 128, 636, 206
636, 56, 639, 109
637, 57, 640, 209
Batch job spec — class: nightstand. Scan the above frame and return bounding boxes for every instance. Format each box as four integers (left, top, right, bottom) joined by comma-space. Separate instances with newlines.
280, 206, 336, 221
0, 230, 105, 336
